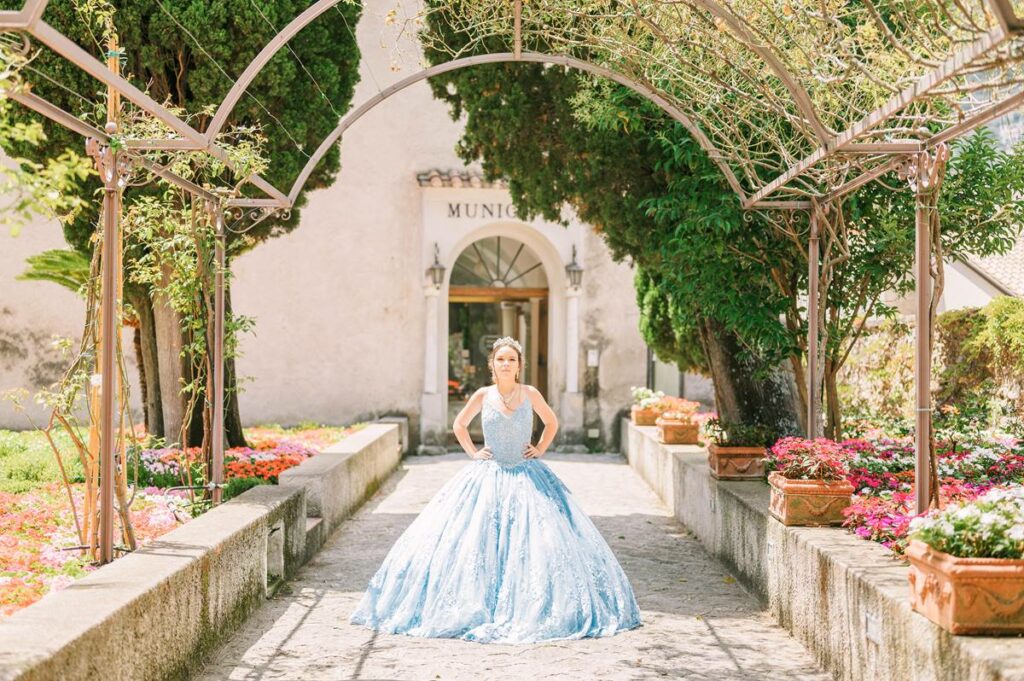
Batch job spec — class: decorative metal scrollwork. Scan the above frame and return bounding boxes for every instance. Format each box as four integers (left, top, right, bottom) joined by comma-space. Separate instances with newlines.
222, 205, 291, 235
85, 131, 137, 189
896, 144, 949, 193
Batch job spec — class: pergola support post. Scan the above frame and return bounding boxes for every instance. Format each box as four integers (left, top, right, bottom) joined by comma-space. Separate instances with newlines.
87, 127, 131, 565
807, 204, 821, 438
212, 208, 226, 506
914, 164, 932, 515
901, 146, 949, 514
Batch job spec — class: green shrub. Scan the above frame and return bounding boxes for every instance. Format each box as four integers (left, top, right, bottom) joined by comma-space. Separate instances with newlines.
0, 429, 83, 491
841, 296, 1024, 433
222, 476, 270, 502
936, 306, 993, 406
968, 296, 1024, 410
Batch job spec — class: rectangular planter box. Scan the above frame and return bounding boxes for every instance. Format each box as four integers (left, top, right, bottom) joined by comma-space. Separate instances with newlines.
708, 444, 766, 480
767, 471, 853, 526
631, 405, 660, 426
907, 539, 1024, 635
656, 419, 699, 445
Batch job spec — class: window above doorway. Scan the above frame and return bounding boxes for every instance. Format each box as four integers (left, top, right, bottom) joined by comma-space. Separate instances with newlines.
451, 237, 548, 289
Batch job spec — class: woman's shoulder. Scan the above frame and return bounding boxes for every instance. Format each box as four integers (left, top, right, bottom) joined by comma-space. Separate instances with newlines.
521, 384, 543, 398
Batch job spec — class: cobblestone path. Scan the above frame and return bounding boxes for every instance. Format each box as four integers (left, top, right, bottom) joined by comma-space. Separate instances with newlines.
197, 453, 831, 681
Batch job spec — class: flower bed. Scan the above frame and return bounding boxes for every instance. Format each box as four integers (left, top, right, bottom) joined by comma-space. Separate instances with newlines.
0, 483, 185, 617
0, 423, 362, 619
837, 435, 1024, 555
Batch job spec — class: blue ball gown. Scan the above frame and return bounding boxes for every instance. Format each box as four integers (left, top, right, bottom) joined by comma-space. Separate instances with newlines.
349, 387, 643, 644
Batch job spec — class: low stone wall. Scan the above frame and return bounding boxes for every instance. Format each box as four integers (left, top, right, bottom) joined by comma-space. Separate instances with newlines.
622, 419, 1024, 681
0, 421, 403, 681
280, 423, 402, 560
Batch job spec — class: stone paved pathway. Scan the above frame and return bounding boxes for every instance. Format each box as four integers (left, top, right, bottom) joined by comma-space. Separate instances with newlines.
196, 453, 832, 681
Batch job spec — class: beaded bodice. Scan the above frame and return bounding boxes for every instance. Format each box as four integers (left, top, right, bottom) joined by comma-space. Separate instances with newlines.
481, 387, 534, 467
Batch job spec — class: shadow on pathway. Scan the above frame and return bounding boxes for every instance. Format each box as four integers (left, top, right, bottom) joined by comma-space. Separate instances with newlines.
195, 453, 831, 681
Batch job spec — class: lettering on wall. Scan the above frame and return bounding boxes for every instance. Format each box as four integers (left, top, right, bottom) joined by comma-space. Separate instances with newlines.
447, 203, 518, 219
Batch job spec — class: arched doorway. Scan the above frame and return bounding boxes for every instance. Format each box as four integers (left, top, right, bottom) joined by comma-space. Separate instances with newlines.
447, 236, 549, 438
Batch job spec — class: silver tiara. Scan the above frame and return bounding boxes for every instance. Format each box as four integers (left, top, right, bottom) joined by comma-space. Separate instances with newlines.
492, 336, 523, 354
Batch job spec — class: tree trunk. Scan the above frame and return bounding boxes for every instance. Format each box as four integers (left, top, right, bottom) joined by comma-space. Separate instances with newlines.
788, 355, 809, 435
152, 264, 187, 447
699, 317, 801, 436
223, 282, 248, 448
141, 268, 250, 452
824, 358, 842, 439
127, 288, 164, 439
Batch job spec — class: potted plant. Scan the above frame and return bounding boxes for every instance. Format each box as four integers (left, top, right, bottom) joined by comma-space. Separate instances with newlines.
655, 398, 701, 445
704, 419, 773, 480
905, 487, 1024, 635
630, 387, 665, 426
766, 437, 854, 526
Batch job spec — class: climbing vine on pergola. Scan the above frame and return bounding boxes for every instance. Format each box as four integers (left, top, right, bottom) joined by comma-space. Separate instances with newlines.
2, 0, 1023, 565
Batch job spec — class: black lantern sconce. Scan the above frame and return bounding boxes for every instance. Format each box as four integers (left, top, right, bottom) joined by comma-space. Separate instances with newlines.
428, 243, 446, 289
565, 244, 583, 289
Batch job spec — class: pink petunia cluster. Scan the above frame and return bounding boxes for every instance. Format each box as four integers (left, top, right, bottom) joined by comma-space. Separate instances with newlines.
765, 437, 852, 481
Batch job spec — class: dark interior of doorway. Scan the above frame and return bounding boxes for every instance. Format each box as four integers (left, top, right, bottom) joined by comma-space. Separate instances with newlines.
447, 298, 547, 444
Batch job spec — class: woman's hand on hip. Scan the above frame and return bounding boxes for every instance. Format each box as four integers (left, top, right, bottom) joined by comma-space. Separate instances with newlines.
523, 443, 543, 459
470, 447, 492, 460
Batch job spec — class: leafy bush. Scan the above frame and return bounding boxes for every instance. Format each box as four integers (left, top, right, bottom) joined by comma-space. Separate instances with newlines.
703, 418, 775, 447
968, 296, 1024, 413
837, 320, 915, 423
840, 296, 1024, 434
222, 476, 270, 502
0, 430, 83, 492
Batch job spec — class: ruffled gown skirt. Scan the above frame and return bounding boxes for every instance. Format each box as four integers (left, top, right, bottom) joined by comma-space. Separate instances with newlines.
349, 458, 643, 644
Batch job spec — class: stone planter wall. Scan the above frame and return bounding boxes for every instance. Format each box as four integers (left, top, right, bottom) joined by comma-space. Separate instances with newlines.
0, 421, 404, 681
622, 419, 1024, 681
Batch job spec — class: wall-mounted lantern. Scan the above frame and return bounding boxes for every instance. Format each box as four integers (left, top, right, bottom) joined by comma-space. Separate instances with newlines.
428, 243, 446, 289
565, 244, 583, 289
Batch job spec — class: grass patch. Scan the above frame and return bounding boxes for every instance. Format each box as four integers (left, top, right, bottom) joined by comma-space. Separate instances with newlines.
0, 429, 83, 493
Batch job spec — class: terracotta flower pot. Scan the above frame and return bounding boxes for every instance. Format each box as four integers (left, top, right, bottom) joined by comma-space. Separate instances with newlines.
631, 405, 661, 426
708, 444, 766, 480
655, 416, 700, 445
906, 539, 1024, 635
767, 471, 853, 526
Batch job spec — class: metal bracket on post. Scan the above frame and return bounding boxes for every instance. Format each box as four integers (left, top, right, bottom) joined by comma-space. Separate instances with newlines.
85, 124, 135, 565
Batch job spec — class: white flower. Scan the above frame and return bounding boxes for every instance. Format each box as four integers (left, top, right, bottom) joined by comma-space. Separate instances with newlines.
954, 505, 980, 520
1009, 525, 1024, 542
980, 512, 1002, 527
908, 516, 931, 532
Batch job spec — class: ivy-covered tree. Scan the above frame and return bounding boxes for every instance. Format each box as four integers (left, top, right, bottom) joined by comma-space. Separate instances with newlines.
1, 0, 362, 445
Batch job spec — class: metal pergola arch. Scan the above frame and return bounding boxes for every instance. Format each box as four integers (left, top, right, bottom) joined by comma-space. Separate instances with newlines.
2, 0, 1023, 562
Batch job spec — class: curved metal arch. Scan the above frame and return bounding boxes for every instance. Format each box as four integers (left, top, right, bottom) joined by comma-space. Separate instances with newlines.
286, 51, 747, 204
206, 0, 343, 142
687, 0, 831, 145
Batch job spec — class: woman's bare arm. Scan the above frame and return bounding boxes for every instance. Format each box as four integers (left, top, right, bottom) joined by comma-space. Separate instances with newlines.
523, 385, 558, 458
453, 388, 491, 459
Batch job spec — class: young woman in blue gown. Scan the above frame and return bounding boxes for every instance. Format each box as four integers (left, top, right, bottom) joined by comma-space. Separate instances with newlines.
350, 336, 642, 644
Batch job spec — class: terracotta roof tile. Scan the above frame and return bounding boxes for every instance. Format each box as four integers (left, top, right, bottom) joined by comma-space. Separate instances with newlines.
968, 236, 1024, 297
